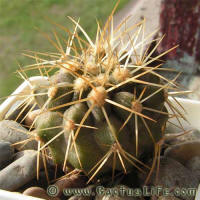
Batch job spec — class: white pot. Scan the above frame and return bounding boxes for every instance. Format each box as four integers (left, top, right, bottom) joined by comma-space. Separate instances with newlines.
0, 189, 44, 200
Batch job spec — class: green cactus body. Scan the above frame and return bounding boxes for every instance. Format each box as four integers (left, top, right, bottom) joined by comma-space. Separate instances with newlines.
62, 103, 105, 173
20, 10, 186, 183
33, 52, 168, 178
93, 116, 135, 171
33, 69, 74, 112
35, 112, 66, 164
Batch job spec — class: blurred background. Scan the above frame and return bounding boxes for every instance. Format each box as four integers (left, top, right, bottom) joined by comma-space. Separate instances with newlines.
0, 0, 129, 97
1, 0, 200, 100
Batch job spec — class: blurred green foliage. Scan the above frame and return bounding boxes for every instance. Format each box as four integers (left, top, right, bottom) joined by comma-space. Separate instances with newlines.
0, 0, 129, 97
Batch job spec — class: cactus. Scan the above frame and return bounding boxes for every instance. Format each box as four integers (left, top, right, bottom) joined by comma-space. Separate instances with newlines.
8, 5, 186, 184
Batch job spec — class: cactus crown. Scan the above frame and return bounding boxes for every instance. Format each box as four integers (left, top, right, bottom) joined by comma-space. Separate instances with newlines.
8, 3, 186, 184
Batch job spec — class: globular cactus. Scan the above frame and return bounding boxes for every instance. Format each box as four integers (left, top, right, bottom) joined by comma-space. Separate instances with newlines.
15, 6, 184, 183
